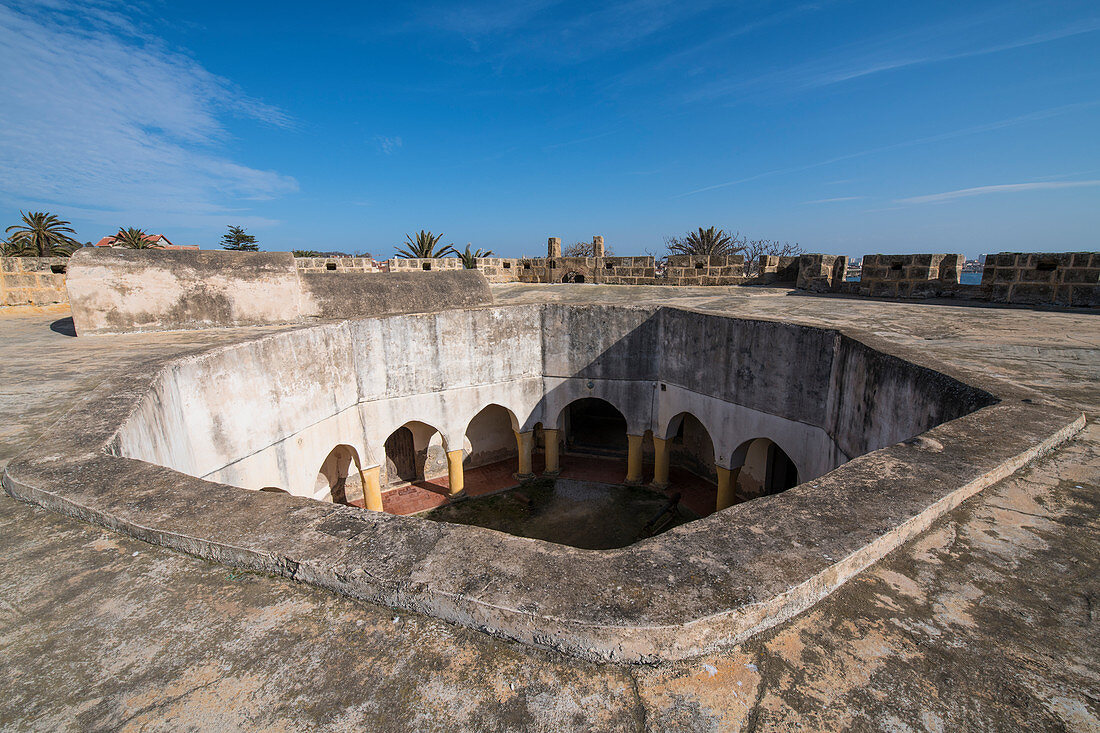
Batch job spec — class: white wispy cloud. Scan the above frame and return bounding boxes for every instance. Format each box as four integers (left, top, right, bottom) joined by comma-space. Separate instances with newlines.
685, 13, 1100, 103
375, 136, 404, 155
896, 180, 1100, 205
419, 0, 726, 63
0, 1, 297, 229
673, 101, 1099, 198
803, 196, 864, 205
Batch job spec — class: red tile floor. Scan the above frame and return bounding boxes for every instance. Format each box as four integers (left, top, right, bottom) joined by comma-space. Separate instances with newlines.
350, 453, 718, 518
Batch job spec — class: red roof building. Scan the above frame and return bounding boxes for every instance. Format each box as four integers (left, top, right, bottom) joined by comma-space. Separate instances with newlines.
94, 234, 199, 250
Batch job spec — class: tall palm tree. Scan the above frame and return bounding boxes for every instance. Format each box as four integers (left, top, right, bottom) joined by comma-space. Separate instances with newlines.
395, 230, 456, 259
457, 243, 494, 268
4, 211, 79, 257
667, 227, 742, 256
115, 227, 162, 249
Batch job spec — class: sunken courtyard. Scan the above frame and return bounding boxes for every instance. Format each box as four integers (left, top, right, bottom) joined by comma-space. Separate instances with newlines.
1, 247, 1098, 730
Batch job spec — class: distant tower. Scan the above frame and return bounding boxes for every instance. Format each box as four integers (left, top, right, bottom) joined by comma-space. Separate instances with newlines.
593, 236, 605, 257
548, 237, 562, 258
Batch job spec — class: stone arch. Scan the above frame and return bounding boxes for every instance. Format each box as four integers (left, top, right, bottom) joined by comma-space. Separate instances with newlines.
463, 404, 521, 469
731, 437, 800, 502
561, 271, 586, 283
557, 397, 629, 455
661, 411, 716, 481
314, 444, 363, 504
382, 420, 448, 486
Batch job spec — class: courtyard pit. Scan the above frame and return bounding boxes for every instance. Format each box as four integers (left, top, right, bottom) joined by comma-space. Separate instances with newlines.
3, 302, 1085, 662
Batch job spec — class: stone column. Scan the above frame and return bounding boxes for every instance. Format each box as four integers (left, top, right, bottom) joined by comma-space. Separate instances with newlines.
651, 436, 670, 489
548, 237, 562, 258
446, 449, 465, 497
593, 235, 605, 258
716, 466, 740, 511
359, 465, 384, 512
514, 430, 535, 480
543, 428, 561, 475
625, 434, 644, 485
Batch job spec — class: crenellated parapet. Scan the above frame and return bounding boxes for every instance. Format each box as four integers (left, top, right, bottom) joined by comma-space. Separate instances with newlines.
664, 255, 745, 285
980, 252, 1099, 307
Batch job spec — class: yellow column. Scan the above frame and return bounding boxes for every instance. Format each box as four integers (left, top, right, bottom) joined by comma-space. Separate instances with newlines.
716, 466, 740, 511
514, 430, 535, 480
359, 465, 384, 512
652, 436, 670, 488
625, 434, 644, 485
543, 428, 560, 475
446, 449, 465, 497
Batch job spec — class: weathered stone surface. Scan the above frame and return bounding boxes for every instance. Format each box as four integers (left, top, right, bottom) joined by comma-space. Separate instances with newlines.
64, 248, 494, 334
298, 270, 493, 320
66, 248, 302, 334
1, 289, 1098, 728
2, 301, 1083, 663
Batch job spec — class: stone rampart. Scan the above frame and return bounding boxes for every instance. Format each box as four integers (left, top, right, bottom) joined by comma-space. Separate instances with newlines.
513, 256, 657, 284
0, 257, 70, 306
474, 257, 521, 283
855, 253, 963, 298
750, 255, 801, 284
980, 252, 1099, 307
387, 258, 463, 272
295, 256, 380, 273
796, 254, 848, 292
664, 255, 745, 285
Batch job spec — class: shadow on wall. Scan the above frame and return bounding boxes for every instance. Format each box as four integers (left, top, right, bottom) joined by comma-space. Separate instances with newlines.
50, 317, 76, 337
523, 306, 995, 493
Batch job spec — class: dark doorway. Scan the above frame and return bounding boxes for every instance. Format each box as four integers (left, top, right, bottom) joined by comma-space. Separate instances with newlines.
384, 427, 416, 484
564, 398, 628, 455
561, 271, 585, 283
765, 443, 799, 495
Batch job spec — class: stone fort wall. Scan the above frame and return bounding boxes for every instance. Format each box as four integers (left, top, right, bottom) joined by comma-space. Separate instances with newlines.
5, 245, 1097, 311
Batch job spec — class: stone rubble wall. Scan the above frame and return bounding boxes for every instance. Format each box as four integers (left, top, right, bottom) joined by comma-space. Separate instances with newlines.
0, 257, 70, 306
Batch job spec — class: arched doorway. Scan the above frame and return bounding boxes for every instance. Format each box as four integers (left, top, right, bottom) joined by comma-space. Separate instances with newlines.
736, 438, 799, 501
561, 271, 585, 283
665, 412, 716, 481
561, 398, 628, 455
463, 404, 519, 469
382, 421, 448, 486
384, 427, 416, 484
314, 444, 362, 504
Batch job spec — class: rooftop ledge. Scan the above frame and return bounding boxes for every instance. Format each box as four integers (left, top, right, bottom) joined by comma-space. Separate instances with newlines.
2, 304, 1084, 663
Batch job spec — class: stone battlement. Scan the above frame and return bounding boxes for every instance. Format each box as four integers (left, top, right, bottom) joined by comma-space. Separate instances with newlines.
0, 257, 70, 306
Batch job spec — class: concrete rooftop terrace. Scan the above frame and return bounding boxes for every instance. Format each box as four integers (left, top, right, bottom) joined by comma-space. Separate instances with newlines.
1, 284, 1098, 730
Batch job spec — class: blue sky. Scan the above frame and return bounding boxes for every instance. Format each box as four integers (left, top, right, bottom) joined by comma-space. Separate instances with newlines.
1, 0, 1097, 259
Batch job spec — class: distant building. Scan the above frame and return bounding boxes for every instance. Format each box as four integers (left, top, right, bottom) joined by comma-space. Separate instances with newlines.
94, 233, 199, 250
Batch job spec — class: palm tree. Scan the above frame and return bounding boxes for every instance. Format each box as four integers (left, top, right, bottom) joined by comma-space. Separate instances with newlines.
667, 227, 742, 256
5, 211, 79, 257
1, 236, 36, 257
457, 243, 494, 268
115, 227, 161, 249
292, 249, 323, 257
395, 230, 456, 259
